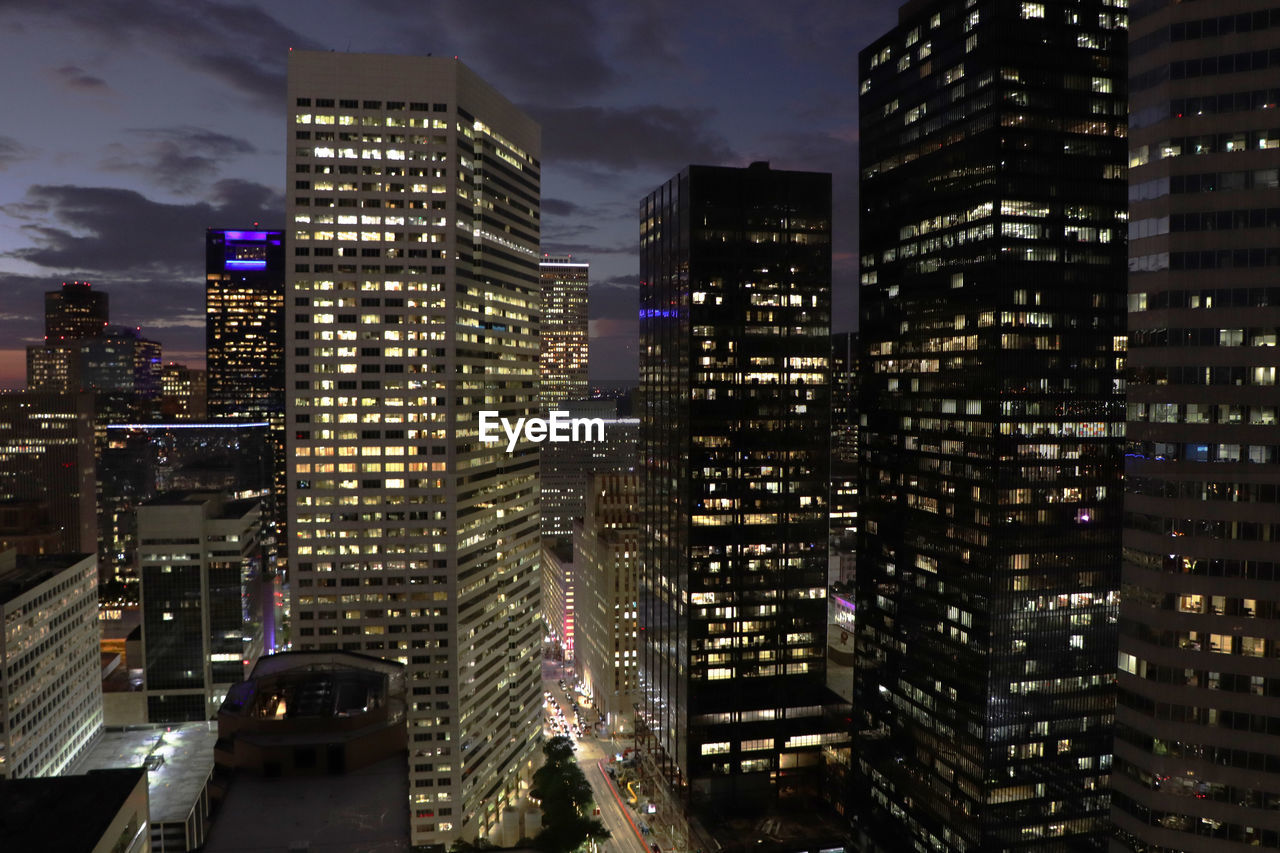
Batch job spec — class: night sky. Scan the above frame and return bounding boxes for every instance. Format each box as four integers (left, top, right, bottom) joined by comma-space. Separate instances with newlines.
0, 0, 893, 389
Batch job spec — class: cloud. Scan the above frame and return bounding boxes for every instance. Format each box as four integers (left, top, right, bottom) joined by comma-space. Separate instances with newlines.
3, 180, 282, 275
589, 274, 638, 323
542, 198, 584, 218
369, 0, 620, 102
0, 0, 318, 109
532, 104, 735, 171
101, 126, 258, 192
0, 136, 26, 170
50, 64, 109, 91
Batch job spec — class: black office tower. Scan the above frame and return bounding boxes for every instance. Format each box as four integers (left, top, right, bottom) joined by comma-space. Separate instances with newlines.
205, 228, 285, 566
1114, 4, 1280, 851
855, 1, 1127, 850
638, 163, 839, 814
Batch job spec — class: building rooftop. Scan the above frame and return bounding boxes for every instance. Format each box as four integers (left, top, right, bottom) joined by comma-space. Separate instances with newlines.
204, 755, 409, 853
0, 551, 93, 604
73, 723, 218, 826
0, 767, 146, 852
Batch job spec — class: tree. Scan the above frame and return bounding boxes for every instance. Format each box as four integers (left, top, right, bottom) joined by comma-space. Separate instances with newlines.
530, 736, 610, 853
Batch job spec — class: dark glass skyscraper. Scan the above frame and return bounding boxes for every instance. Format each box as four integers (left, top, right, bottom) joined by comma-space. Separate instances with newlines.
638, 163, 838, 813
205, 229, 285, 422
854, 1, 1127, 849
205, 228, 285, 564
1114, 4, 1280, 851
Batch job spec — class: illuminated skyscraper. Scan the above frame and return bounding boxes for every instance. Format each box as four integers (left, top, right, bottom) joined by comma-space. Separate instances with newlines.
286, 51, 542, 849
638, 162, 838, 813
206, 229, 285, 423
538, 256, 589, 406
854, 1, 1127, 850
0, 391, 96, 553
26, 281, 108, 394
206, 228, 286, 555
1114, 5, 1280, 851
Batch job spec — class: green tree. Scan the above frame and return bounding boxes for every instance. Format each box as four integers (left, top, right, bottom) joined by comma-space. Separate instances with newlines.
530, 736, 610, 853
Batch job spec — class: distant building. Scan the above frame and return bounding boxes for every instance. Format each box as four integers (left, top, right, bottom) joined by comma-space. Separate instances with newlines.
574, 473, 640, 735
0, 549, 103, 778
44, 279, 109, 341
538, 256, 590, 407
540, 398, 639, 539
80, 325, 163, 398
0, 391, 96, 553
541, 540, 574, 663
830, 332, 858, 587
639, 162, 838, 811
99, 422, 274, 596
205, 228, 285, 549
160, 363, 207, 421
25, 281, 108, 394
137, 492, 265, 723
0, 767, 148, 853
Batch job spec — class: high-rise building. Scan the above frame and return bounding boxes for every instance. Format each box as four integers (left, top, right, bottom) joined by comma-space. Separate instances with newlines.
538, 256, 589, 406
44, 279, 109, 340
638, 162, 839, 813
206, 228, 286, 541
854, 2, 1127, 850
540, 398, 639, 539
26, 281, 108, 394
0, 391, 97, 553
160, 362, 207, 420
0, 548, 103, 778
1113, 5, 1280, 851
542, 540, 575, 664
574, 472, 641, 735
830, 332, 859, 585
99, 421, 274, 598
831, 332, 859, 467
137, 491, 265, 723
286, 51, 542, 848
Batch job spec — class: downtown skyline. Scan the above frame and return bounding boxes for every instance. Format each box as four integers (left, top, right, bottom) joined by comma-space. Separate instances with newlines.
0, 0, 884, 389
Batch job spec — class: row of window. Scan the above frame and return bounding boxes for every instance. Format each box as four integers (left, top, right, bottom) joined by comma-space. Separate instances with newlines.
1130, 286, 1280, 311
1132, 48, 1280, 91
1126, 511, 1280, 541
1126, 477, 1280, 504
296, 98, 448, 112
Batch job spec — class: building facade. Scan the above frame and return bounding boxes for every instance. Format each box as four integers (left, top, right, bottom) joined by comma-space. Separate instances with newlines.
99, 421, 274, 602
25, 281, 108, 394
639, 162, 839, 811
574, 472, 641, 735
138, 492, 265, 723
538, 256, 589, 407
0, 391, 97, 554
540, 398, 639, 539
1113, 4, 1280, 851
0, 549, 103, 778
285, 51, 543, 848
206, 228, 286, 548
854, 1, 1128, 849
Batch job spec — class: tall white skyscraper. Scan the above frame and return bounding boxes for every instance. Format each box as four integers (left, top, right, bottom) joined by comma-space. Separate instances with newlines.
286, 51, 542, 848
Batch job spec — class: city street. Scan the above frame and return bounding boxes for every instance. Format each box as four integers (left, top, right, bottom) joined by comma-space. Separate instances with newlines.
543, 659, 649, 853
